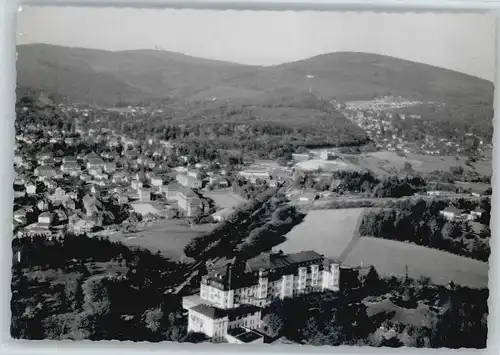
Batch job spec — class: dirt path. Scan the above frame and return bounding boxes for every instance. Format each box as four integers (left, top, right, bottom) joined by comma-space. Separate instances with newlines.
337, 208, 367, 263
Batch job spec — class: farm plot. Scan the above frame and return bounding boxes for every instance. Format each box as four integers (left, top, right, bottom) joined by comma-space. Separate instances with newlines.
203, 189, 247, 209
106, 220, 213, 261
351, 150, 492, 176
276, 208, 366, 260
294, 159, 359, 172
342, 236, 489, 289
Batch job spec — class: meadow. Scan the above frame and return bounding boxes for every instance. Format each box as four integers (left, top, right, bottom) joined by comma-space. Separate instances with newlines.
203, 189, 247, 209
343, 236, 488, 289
345, 150, 492, 176
276, 208, 366, 260
106, 220, 213, 261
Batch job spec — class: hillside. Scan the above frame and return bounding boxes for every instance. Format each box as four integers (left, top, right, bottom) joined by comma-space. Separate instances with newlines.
17, 44, 494, 108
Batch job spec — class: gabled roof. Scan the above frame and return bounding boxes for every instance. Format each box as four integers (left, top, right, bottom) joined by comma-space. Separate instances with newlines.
442, 206, 461, 214
190, 304, 228, 320
245, 250, 323, 272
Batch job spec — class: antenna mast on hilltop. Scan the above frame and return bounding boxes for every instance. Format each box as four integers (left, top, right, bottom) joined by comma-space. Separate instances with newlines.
306, 74, 314, 93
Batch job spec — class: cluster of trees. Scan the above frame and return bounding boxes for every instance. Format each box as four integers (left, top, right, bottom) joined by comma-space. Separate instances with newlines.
230, 178, 271, 200
262, 266, 488, 348
294, 170, 427, 198
22, 92, 369, 161
183, 188, 304, 262
424, 165, 491, 185
11, 234, 196, 341
359, 198, 491, 261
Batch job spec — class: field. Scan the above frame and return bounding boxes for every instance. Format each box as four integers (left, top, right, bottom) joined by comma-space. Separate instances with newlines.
343, 237, 488, 289
130, 202, 166, 216
276, 208, 366, 260
203, 189, 247, 209
294, 159, 359, 172
343, 150, 492, 176
106, 220, 213, 261
277, 208, 488, 289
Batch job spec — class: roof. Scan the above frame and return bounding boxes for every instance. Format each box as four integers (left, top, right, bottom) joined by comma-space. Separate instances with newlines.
227, 327, 263, 343
190, 304, 228, 320
166, 182, 182, 190
84, 152, 100, 160
442, 206, 462, 214
178, 187, 198, 199
211, 207, 235, 218
245, 250, 323, 272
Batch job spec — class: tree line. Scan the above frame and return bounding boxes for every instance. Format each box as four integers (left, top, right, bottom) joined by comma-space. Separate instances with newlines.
262, 266, 488, 348
358, 198, 491, 261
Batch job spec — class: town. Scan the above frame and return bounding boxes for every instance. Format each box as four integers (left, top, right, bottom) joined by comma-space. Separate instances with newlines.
12, 92, 492, 345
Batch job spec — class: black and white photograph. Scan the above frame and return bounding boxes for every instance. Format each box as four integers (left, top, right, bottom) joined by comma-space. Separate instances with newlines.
11, 6, 493, 348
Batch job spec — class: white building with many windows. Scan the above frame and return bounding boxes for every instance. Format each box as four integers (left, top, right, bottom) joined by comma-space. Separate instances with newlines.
183, 250, 340, 343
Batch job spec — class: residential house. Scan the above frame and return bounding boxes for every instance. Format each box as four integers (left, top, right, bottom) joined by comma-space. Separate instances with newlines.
164, 182, 182, 200
115, 193, 129, 205
54, 209, 68, 224
211, 207, 235, 222
176, 174, 202, 189
112, 172, 128, 184
69, 215, 98, 235
104, 162, 116, 173
177, 188, 204, 217
13, 209, 27, 226
238, 170, 270, 184
440, 206, 462, 221
470, 207, 485, 220
292, 153, 311, 162
61, 162, 82, 175
320, 150, 338, 161
38, 212, 54, 226
83, 194, 102, 216
131, 179, 144, 190
34, 167, 57, 179
13, 185, 26, 198
44, 179, 58, 190
138, 187, 151, 203
50, 187, 67, 204
150, 176, 164, 188
64, 198, 76, 210
87, 157, 105, 169
37, 199, 50, 211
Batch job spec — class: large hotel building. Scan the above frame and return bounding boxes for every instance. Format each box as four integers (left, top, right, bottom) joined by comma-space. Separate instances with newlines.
182, 250, 340, 343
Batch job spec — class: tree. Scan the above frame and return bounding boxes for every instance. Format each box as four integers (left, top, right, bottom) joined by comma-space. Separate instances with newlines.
403, 162, 413, 173
142, 307, 164, 333
364, 266, 382, 293
264, 313, 283, 336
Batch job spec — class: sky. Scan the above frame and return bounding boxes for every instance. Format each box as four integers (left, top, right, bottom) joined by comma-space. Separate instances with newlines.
18, 7, 496, 81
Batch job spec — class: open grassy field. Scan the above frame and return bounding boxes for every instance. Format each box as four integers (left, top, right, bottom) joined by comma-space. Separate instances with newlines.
106, 220, 213, 261
344, 150, 492, 176
276, 208, 366, 260
294, 159, 359, 172
203, 189, 247, 209
343, 237, 488, 289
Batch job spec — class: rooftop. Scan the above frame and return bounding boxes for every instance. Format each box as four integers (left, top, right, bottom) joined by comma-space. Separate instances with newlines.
227, 327, 263, 343
245, 250, 323, 272
442, 206, 462, 214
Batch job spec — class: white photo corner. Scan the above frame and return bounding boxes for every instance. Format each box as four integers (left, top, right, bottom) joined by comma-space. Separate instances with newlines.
1, 0, 499, 354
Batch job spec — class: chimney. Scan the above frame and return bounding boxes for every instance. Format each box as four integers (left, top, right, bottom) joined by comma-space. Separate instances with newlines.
226, 264, 232, 290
